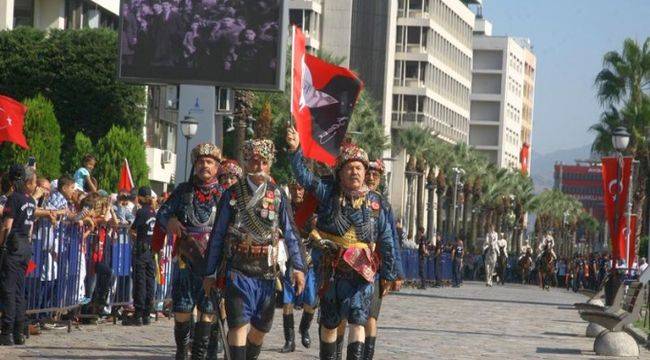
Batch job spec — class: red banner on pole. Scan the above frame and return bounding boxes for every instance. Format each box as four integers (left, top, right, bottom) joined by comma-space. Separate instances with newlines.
601, 156, 632, 260
520, 143, 530, 175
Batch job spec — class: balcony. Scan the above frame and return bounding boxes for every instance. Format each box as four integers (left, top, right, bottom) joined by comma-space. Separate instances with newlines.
406, 44, 427, 54
398, 8, 430, 19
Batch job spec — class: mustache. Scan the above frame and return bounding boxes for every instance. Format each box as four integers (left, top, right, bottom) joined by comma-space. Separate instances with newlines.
248, 171, 269, 179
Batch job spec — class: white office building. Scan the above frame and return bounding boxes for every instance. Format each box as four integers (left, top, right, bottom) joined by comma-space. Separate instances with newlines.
469, 14, 536, 170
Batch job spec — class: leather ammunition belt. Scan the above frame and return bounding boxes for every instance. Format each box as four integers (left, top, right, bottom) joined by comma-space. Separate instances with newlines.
234, 243, 269, 257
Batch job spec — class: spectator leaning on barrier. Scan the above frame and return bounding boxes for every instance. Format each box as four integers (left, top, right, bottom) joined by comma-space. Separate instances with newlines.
0, 164, 37, 346
112, 192, 136, 225
43, 176, 76, 217
74, 154, 98, 193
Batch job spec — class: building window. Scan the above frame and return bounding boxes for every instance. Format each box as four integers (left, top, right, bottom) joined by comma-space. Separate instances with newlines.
13, 0, 34, 28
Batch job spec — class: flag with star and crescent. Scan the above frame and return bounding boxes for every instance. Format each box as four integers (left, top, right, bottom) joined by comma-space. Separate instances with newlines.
0, 94, 28, 149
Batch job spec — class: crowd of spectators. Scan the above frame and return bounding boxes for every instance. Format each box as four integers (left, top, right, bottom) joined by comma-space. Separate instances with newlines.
0, 155, 170, 336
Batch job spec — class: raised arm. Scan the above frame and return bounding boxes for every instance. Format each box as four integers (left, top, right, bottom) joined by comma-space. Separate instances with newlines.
286, 126, 332, 202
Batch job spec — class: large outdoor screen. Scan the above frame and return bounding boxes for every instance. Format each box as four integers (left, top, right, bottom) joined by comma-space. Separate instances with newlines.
118, 0, 286, 90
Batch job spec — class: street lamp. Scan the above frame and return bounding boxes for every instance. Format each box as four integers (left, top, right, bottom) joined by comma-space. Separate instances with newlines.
611, 126, 630, 152
180, 115, 199, 180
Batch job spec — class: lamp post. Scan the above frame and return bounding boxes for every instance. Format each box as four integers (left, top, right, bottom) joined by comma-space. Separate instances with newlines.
180, 115, 199, 180
450, 167, 465, 237
611, 126, 630, 272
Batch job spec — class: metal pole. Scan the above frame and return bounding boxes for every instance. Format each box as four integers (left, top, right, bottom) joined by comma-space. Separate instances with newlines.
184, 137, 190, 180
615, 152, 621, 267
624, 160, 635, 275
451, 171, 459, 236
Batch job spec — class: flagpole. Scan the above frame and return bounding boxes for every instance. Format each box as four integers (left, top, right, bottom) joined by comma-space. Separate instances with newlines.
289, 25, 296, 129
624, 160, 634, 275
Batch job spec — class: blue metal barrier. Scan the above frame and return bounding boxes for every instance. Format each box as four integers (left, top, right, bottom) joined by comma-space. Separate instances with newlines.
16, 221, 173, 318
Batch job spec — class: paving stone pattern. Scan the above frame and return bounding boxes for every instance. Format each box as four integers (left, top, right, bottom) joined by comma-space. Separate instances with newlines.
2, 282, 648, 359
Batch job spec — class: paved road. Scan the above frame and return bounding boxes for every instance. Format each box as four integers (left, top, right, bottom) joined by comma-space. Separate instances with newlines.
3, 282, 648, 359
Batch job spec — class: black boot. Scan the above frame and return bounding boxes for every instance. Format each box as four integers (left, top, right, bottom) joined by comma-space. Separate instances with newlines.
280, 314, 295, 353
362, 337, 376, 360
335, 336, 344, 360
299, 312, 314, 348
206, 323, 221, 360
142, 310, 151, 326
346, 341, 364, 360
319, 341, 337, 360
230, 345, 246, 360
174, 321, 192, 360
13, 323, 25, 346
123, 314, 143, 326
0, 332, 13, 346
245, 340, 262, 360
191, 322, 212, 360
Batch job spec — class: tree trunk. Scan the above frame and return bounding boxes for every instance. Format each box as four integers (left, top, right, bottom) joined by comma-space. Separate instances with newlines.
416, 173, 425, 231
470, 207, 479, 253
436, 187, 446, 241
462, 192, 472, 239
406, 175, 416, 240
233, 90, 254, 164
426, 179, 436, 242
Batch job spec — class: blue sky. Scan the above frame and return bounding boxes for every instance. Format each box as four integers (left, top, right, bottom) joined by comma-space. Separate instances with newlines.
481, 0, 650, 154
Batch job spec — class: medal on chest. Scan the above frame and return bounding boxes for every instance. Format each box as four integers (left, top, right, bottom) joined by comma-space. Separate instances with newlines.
259, 190, 279, 221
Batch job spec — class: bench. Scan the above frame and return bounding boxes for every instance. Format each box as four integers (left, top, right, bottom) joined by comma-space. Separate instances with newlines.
574, 272, 611, 311
578, 268, 649, 317
580, 280, 647, 332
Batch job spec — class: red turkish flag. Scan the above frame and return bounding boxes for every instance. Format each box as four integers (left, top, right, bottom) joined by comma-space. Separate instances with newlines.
520, 143, 530, 175
291, 26, 363, 166
601, 156, 633, 260
0, 95, 29, 149
118, 159, 134, 192
620, 215, 637, 267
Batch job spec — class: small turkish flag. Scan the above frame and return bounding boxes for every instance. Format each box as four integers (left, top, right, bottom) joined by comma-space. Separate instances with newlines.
118, 158, 134, 192
0, 95, 28, 149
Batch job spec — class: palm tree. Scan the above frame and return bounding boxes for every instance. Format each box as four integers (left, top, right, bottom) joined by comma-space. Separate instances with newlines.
510, 173, 536, 252
422, 138, 453, 240
593, 38, 650, 240
595, 38, 650, 107
397, 126, 432, 238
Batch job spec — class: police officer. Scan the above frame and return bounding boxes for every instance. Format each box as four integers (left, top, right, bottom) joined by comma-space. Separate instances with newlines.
202, 139, 306, 360
452, 238, 464, 287
0, 165, 37, 346
156, 143, 224, 360
124, 186, 157, 326
287, 127, 398, 360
